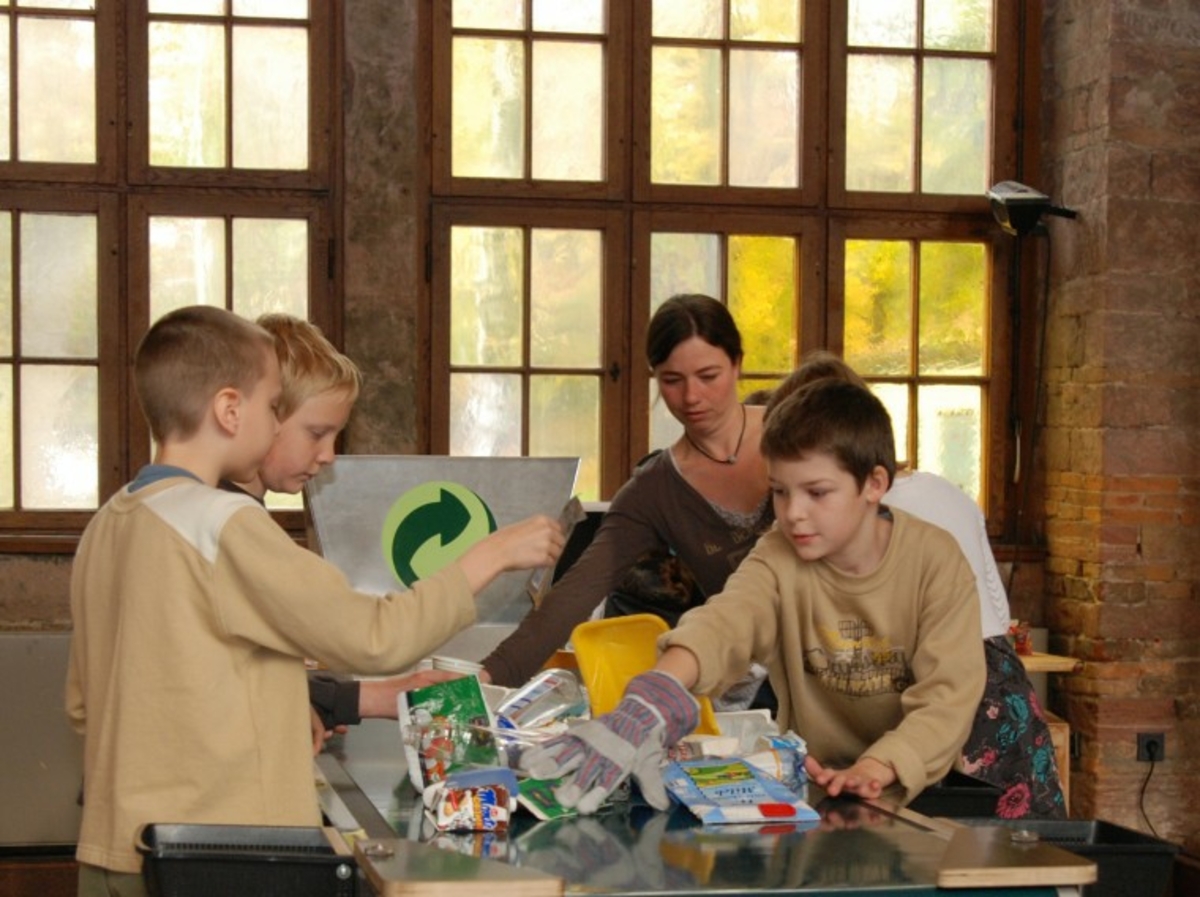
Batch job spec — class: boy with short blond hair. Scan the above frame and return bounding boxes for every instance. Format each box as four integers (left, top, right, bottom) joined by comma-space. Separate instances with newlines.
523, 378, 985, 814
68, 305, 563, 892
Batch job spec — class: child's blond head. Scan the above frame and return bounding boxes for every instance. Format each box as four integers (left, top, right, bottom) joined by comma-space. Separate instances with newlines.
763, 378, 896, 490
257, 314, 362, 421
764, 350, 869, 422
135, 306, 274, 443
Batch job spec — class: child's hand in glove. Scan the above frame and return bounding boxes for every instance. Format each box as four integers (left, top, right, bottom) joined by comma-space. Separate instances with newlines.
519, 670, 699, 815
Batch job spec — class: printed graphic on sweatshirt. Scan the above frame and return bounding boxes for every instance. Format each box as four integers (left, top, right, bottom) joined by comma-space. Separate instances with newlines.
802, 618, 913, 697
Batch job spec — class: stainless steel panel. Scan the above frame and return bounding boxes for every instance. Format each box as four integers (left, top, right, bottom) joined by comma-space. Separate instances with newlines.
305, 455, 579, 627
0, 633, 83, 846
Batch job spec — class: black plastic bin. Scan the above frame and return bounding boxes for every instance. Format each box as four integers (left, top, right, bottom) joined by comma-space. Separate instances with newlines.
137, 823, 357, 897
907, 770, 1003, 818
973, 818, 1180, 897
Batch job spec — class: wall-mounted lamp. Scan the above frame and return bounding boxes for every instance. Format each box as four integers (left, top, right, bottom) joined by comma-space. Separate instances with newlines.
987, 180, 1078, 236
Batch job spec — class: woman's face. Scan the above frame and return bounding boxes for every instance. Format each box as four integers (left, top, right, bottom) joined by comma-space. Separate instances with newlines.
653, 335, 741, 432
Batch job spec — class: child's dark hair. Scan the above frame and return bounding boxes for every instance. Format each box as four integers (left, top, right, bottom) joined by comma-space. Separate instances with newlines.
762, 378, 896, 490
645, 294, 743, 370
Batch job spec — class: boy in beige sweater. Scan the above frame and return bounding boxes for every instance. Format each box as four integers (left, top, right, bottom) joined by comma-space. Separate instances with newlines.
69, 306, 563, 894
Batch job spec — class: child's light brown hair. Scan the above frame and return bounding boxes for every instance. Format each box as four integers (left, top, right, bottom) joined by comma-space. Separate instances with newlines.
135, 305, 274, 443
257, 314, 362, 421
764, 350, 869, 422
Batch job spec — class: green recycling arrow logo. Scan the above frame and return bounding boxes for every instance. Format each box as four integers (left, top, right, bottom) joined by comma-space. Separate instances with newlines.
381, 481, 497, 587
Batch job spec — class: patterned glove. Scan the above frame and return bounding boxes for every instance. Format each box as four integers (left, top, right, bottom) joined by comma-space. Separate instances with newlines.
519, 670, 699, 814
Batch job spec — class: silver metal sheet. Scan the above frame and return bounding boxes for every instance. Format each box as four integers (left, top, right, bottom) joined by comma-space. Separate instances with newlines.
305, 455, 579, 627
0, 633, 83, 846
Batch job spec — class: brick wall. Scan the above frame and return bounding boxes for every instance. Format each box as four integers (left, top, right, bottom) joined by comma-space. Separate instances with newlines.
1041, 0, 1200, 851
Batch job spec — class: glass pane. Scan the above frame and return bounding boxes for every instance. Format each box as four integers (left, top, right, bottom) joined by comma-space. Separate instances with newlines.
150, 217, 225, 321
848, 0, 915, 47
530, 228, 601, 368
728, 235, 796, 372
17, 0, 95, 8
0, 18, 10, 160
234, 0, 308, 18
530, 374, 599, 500
150, 1, 226, 13
922, 57, 989, 194
450, 372, 521, 455
263, 489, 303, 511
20, 214, 96, 358
232, 218, 308, 320
845, 55, 914, 192
21, 365, 97, 509
150, 22, 225, 167
918, 383, 981, 500
872, 382, 910, 468
843, 239, 912, 376
532, 41, 602, 181
533, 0, 603, 33
18, 17, 94, 163
453, 0, 526, 30
233, 25, 308, 169
650, 232, 721, 308
652, 46, 721, 185
450, 226, 522, 366
653, 0, 722, 39
741, 378, 779, 404
0, 212, 10, 355
649, 379, 683, 450
919, 242, 985, 375
453, 38, 525, 178
729, 49, 798, 188
925, 0, 992, 51
0, 365, 11, 509
731, 0, 801, 42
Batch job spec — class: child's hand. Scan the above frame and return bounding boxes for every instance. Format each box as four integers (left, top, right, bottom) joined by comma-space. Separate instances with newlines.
309, 706, 347, 756
458, 514, 565, 592
492, 514, 566, 570
804, 754, 896, 800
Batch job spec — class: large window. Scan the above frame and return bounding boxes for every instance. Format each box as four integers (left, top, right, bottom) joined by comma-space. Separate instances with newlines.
0, 2, 335, 548
430, 0, 1021, 521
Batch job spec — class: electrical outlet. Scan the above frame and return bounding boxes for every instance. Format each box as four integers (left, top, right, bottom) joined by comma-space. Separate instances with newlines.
1137, 732, 1165, 762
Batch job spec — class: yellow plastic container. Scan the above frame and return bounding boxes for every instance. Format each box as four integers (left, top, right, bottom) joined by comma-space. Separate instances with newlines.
570, 614, 720, 735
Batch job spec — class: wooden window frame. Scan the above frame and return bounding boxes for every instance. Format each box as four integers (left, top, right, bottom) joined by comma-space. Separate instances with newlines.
428, 203, 632, 497
426, 0, 1030, 525
0, 3, 339, 551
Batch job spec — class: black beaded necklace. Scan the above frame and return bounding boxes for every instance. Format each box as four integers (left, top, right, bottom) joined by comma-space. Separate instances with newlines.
685, 403, 747, 465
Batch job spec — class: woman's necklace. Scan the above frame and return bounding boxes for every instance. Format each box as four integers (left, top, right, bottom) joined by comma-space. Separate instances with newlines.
685, 404, 747, 465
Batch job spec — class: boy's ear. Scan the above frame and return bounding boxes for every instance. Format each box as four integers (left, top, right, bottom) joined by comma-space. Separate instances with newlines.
212, 386, 243, 437
863, 464, 891, 502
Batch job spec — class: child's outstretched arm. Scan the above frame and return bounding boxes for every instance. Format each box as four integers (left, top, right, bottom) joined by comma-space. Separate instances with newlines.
456, 514, 566, 593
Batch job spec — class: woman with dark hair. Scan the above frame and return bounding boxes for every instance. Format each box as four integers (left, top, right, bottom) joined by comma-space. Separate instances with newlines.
480, 294, 775, 708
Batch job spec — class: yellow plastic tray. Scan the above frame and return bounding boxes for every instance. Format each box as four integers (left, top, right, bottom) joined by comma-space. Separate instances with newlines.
570, 614, 720, 735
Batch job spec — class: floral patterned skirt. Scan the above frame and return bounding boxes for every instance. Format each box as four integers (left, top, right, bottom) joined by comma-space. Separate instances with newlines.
959, 636, 1067, 819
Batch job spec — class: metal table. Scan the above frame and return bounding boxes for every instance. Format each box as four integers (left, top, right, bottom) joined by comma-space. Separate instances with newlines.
318, 718, 1089, 896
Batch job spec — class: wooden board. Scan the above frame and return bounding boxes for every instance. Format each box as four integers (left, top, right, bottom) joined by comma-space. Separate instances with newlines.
1019, 651, 1082, 674
936, 824, 1097, 889
354, 837, 563, 897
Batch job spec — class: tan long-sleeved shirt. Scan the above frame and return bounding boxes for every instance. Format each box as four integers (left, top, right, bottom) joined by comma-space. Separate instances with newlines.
661, 508, 986, 803
67, 472, 476, 873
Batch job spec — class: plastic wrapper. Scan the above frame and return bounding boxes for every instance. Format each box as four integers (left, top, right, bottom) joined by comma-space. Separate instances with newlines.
422, 767, 518, 833
496, 668, 588, 730
663, 757, 820, 826
398, 676, 498, 790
